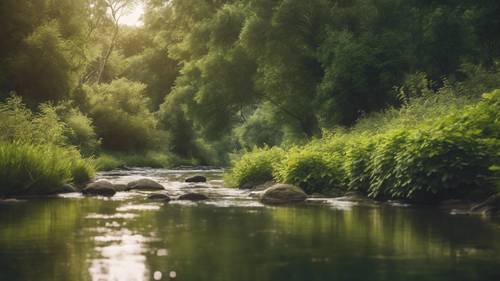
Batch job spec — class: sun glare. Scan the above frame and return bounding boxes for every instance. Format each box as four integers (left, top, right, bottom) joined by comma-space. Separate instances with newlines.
119, 3, 144, 26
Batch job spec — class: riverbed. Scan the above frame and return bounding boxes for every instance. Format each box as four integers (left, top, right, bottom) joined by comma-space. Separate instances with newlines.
0, 168, 499, 281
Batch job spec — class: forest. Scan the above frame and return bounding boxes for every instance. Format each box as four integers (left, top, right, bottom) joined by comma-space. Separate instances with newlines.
0, 0, 499, 201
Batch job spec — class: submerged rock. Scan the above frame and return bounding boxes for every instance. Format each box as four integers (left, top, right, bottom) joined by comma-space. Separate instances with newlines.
82, 181, 116, 197
185, 176, 207, 183
147, 193, 171, 202
260, 184, 307, 204
126, 178, 164, 191
178, 193, 209, 201
470, 193, 500, 216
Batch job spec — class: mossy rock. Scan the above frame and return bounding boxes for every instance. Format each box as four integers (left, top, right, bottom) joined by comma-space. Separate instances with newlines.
260, 184, 307, 204
185, 176, 207, 183
178, 193, 208, 201
147, 193, 171, 202
82, 181, 116, 197
126, 178, 164, 191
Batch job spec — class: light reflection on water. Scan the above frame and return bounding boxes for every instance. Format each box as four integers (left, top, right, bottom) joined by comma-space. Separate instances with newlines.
0, 169, 499, 281
89, 231, 149, 281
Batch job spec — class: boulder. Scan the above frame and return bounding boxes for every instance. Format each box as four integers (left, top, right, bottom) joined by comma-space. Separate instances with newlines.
147, 193, 171, 202
82, 181, 116, 197
470, 193, 500, 216
178, 193, 208, 201
112, 184, 128, 192
185, 176, 207, 183
260, 184, 307, 204
126, 178, 164, 191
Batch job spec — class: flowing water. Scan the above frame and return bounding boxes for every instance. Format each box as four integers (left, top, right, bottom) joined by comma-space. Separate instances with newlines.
0, 169, 499, 281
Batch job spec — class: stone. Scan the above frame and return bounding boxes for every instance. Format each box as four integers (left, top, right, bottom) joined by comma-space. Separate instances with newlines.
82, 181, 116, 197
178, 193, 209, 201
185, 176, 207, 183
126, 178, 164, 191
260, 184, 307, 204
112, 184, 128, 192
147, 193, 171, 202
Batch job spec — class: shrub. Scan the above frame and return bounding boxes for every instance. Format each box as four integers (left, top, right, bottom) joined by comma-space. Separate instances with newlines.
0, 95, 66, 145
60, 107, 100, 155
225, 89, 500, 202
225, 147, 284, 188
0, 142, 95, 196
274, 147, 344, 194
83, 79, 160, 151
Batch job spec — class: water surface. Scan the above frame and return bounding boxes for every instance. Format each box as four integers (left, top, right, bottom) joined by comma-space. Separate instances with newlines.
0, 169, 499, 281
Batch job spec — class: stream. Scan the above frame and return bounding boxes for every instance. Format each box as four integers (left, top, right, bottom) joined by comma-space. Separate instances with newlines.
0, 168, 499, 281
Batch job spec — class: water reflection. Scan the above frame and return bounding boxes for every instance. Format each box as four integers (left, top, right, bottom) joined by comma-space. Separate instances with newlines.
0, 169, 499, 281
86, 201, 161, 281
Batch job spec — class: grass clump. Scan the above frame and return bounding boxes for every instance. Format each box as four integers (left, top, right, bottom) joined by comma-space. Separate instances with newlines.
0, 142, 94, 196
0, 96, 95, 196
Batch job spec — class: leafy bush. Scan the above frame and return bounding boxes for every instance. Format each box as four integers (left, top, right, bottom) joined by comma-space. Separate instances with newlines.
0, 95, 66, 145
83, 79, 160, 151
225, 147, 284, 188
60, 107, 100, 155
274, 147, 344, 194
0, 142, 94, 196
226, 89, 500, 202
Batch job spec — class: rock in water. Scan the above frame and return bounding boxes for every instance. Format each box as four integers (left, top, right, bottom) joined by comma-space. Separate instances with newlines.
112, 184, 128, 192
126, 178, 164, 191
147, 193, 171, 202
260, 184, 307, 204
178, 193, 208, 201
82, 181, 116, 197
185, 176, 207, 183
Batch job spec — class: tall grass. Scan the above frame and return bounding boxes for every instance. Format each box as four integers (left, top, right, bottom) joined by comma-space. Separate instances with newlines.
0, 142, 95, 196
226, 89, 500, 202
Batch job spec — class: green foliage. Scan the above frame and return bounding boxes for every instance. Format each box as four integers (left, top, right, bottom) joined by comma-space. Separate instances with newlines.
83, 78, 160, 151
274, 147, 344, 194
234, 103, 283, 149
7, 21, 77, 104
0, 95, 66, 145
227, 89, 500, 202
62, 108, 101, 155
95, 151, 172, 171
225, 147, 284, 188
0, 142, 94, 196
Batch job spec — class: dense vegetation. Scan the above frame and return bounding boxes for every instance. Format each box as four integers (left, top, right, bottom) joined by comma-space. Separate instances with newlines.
1, 0, 499, 198
227, 85, 500, 202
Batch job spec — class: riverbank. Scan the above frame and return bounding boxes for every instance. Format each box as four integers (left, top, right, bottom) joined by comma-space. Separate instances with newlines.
226, 90, 500, 204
